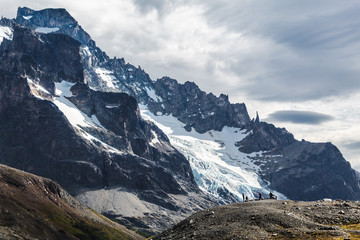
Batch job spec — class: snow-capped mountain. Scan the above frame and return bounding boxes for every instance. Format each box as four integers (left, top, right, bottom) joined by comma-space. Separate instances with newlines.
1, 6, 360, 232
0, 12, 211, 234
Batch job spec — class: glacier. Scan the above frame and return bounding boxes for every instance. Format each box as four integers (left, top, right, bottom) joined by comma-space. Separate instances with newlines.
140, 104, 286, 202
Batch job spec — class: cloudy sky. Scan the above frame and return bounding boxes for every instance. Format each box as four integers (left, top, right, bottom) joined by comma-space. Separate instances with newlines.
1, 0, 360, 170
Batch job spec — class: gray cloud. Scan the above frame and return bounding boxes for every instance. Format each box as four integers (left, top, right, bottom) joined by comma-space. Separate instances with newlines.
132, 0, 167, 14
267, 110, 334, 125
194, 0, 360, 102
344, 142, 360, 150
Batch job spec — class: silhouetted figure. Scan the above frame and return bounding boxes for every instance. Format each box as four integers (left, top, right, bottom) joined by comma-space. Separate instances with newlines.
245, 196, 249, 202
259, 192, 262, 200
269, 192, 277, 199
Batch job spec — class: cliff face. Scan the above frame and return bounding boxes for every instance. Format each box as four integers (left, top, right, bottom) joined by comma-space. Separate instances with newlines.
0, 17, 209, 234
149, 77, 250, 133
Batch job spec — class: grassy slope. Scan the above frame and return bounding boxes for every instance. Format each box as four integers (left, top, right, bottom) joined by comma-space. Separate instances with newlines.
0, 164, 144, 240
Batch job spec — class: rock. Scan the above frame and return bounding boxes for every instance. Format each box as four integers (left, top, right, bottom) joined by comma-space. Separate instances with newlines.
153, 200, 360, 240
149, 77, 250, 133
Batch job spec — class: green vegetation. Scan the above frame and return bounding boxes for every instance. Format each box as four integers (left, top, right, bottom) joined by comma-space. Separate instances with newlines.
135, 230, 152, 238
340, 223, 360, 239
42, 204, 130, 240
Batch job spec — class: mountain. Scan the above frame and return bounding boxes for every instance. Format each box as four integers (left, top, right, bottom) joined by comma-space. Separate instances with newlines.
154, 199, 360, 239
0, 9, 212, 234
0, 6, 359, 233
0, 163, 143, 240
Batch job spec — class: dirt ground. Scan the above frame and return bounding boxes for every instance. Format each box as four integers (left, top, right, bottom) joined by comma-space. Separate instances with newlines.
154, 199, 360, 240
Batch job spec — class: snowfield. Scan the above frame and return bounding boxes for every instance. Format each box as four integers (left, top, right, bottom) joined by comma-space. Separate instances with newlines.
140, 104, 285, 202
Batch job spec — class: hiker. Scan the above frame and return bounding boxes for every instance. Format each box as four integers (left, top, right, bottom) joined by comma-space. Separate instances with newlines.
245, 196, 249, 202
269, 192, 277, 199
259, 192, 262, 200
242, 193, 245, 202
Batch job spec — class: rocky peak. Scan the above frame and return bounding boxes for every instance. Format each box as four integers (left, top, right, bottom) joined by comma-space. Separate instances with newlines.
0, 25, 83, 94
14, 7, 109, 68
238, 121, 295, 153
149, 76, 251, 133
16, 7, 91, 45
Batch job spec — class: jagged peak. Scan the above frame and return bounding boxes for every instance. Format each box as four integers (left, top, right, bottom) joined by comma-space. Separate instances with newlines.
16, 7, 76, 24
14, 6, 93, 46
255, 111, 259, 123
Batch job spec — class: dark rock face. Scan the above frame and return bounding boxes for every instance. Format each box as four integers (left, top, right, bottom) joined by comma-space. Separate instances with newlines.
236, 122, 360, 200
1, 26, 83, 94
261, 141, 360, 200
0, 70, 30, 112
67, 82, 197, 192
149, 77, 250, 133
0, 16, 199, 203
238, 122, 296, 153
0, 78, 194, 198
16, 7, 93, 46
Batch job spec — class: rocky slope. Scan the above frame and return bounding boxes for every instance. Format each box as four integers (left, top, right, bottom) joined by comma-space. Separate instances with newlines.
154, 199, 360, 240
0, 164, 143, 240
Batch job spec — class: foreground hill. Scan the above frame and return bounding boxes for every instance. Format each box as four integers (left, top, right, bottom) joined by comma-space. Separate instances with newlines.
154, 199, 360, 240
0, 164, 143, 240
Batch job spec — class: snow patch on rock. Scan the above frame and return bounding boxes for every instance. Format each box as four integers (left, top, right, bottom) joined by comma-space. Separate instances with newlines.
95, 67, 117, 89
0, 26, 13, 44
35, 27, 60, 34
23, 15, 33, 20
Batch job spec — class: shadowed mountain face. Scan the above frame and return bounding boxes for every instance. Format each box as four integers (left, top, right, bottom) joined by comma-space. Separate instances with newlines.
0, 17, 209, 234
0, 6, 359, 233
0, 26, 195, 195
0, 164, 144, 240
